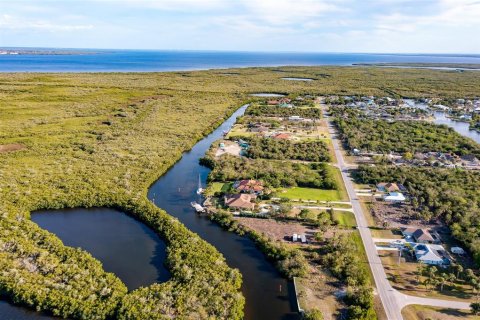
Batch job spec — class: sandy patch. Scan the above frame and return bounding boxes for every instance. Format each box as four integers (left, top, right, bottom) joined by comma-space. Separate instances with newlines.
234, 216, 316, 242
215, 141, 242, 158
0, 144, 26, 153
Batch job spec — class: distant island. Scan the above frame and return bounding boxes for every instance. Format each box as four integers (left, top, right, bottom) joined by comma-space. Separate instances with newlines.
0, 48, 97, 55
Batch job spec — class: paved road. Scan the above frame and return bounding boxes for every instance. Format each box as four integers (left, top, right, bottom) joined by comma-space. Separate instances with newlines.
327, 121, 470, 319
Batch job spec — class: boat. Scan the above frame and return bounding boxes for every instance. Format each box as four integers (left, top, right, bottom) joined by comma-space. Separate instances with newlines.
196, 174, 204, 195
190, 201, 205, 213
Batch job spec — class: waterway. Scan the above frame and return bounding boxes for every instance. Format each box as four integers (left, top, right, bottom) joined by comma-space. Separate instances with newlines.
148, 104, 298, 320
404, 99, 480, 144
432, 111, 480, 144
1, 104, 298, 320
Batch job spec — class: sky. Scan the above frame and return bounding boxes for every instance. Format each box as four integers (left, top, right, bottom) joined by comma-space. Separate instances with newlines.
0, 0, 479, 53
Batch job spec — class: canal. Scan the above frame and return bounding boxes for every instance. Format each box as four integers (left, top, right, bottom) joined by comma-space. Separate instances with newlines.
1, 104, 298, 320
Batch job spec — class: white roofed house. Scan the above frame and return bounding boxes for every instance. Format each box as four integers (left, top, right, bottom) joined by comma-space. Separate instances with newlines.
414, 244, 450, 266
383, 192, 406, 202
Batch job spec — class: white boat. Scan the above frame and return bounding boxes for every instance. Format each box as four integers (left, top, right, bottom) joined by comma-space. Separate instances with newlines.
196, 174, 204, 195
190, 201, 205, 213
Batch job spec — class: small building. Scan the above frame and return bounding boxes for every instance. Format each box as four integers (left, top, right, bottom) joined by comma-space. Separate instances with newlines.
233, 179, 264, 194
414, 244, 449, 265
224, 194, 256, 211
288, 116, 303, 121
273, 133, 291, 140
383, 192, 406, 202
402, 228, 438, 244
377, 182, 400, 193
451, 247, 466, 255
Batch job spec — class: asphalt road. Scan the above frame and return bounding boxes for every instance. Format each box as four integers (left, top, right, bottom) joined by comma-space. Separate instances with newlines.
327, 120, 471, 320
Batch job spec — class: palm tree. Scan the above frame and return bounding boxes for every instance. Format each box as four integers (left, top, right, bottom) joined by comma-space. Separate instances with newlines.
438, 274, 448, 291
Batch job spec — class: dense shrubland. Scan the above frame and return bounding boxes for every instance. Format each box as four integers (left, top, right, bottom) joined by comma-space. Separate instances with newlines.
244, 137, 331, 162
321, 234, 376, 320
354, 165, 480, 265
333, 113, 480, 156
206, 155, 338, 189
1, 67, 480, 318
246, 105, 321, 118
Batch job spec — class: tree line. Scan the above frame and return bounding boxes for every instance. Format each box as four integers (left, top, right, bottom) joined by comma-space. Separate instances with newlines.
244, 137, 331, 162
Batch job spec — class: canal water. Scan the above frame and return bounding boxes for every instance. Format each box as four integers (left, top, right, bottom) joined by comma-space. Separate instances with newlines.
2, 104, 298, 320
148, 104, 298, 320
432, 111, 480, 144
405, 99, 480, 144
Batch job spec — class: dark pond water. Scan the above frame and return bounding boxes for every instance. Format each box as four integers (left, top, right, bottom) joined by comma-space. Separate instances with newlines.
148, 104, 299, 320
281, 77, 314, 81
250, 93, 286, 97
0, 208, 169, 320
31, 208, 170, 290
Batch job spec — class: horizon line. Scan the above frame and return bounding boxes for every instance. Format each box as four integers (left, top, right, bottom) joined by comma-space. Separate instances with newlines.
1, 46, 480, 57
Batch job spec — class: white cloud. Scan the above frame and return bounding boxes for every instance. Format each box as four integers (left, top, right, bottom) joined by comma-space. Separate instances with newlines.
0, 14, 93, 32
240, 0, 345, 25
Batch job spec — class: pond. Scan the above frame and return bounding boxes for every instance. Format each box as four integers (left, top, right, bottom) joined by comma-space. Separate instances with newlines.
281, 77, 314, 81
250, 93, 286, 97
31, 207, 170, 290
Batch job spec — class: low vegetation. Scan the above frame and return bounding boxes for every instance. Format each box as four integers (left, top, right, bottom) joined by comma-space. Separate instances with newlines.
206, 155, 338, 189
321, 234, 377, 320
246, 105, 321, 118
244, 136, 331, 162
2, 67, 480, 318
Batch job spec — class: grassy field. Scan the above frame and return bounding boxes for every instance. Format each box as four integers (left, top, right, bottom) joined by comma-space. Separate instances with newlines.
279, 166, 348, 202
332, 211, 356, 227
2, 67, 480, 318
402, 304, 478, 320
280, 187, 344, 201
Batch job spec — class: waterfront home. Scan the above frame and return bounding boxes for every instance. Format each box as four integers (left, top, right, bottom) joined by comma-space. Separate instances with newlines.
224, 194, 256, 211
233, 179, 264, 194
384, 192, 406, 202
414, 244, 449, 265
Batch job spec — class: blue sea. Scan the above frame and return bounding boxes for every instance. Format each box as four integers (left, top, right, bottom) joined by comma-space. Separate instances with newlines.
1, 49, 480, 72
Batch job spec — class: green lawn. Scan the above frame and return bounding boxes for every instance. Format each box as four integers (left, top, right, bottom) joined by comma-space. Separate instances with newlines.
206, 182, 233, 196
280, 187, 345, 202
332, 211, 356, 227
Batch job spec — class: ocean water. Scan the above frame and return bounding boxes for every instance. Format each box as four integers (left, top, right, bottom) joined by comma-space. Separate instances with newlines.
0, 49, 480, 72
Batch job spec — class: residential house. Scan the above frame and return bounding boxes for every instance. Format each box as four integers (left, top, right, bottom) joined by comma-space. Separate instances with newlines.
383, 192, 406, 202
377, 182, 400, 193
402, 228, 438, 244
224, 194, 256, 211
273, 133, 291, 140
414, 244, 449, 265
233, 179, 264, 194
